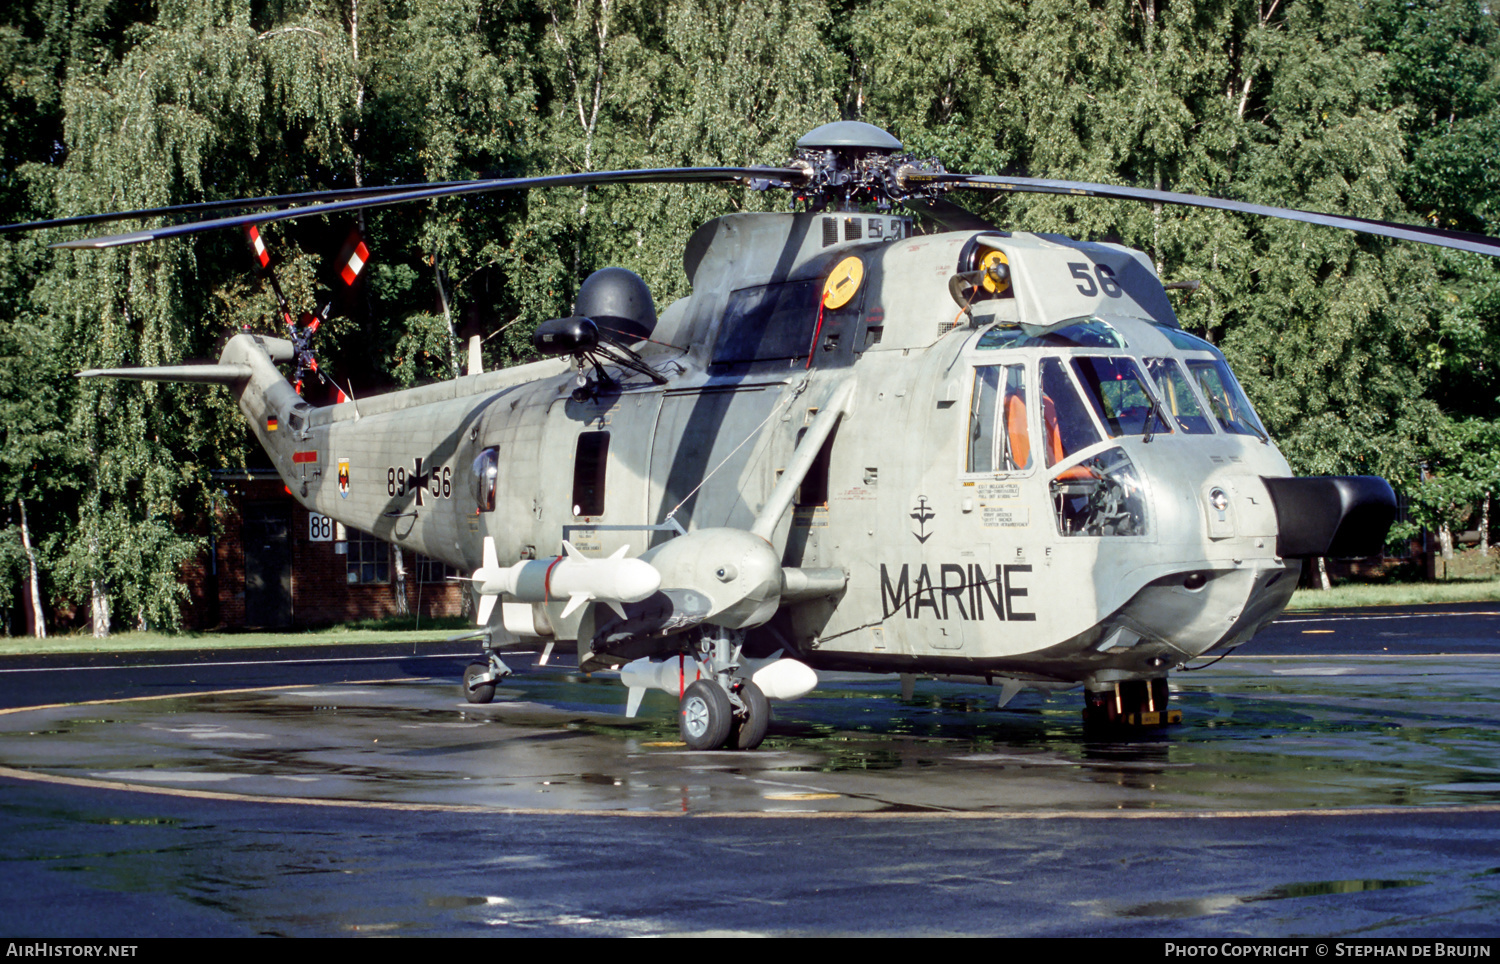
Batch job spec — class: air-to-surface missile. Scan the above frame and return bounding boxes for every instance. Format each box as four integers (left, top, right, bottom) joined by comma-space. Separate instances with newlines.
469, 537, 661, 624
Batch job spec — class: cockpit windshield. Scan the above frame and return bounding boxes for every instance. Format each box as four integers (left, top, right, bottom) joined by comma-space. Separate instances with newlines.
977, 317, 1126, 350
1144, 357, 1214, 434
972, 318, 1268, 446
1069, 356, 1171, 438
1187, 358, 1267, 439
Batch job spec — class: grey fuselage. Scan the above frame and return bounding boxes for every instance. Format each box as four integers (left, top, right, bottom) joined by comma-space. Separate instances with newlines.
232, 209, 1301, 691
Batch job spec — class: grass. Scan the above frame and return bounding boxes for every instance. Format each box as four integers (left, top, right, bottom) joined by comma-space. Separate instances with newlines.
0, 614, 475, 657
8, 575, 1500, 655
1286, 576, 1500, 611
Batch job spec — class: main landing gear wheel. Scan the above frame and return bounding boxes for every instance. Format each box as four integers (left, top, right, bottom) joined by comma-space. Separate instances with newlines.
730, 679, 770, 751
679, 679, 733, 750
463, 662, 496, 705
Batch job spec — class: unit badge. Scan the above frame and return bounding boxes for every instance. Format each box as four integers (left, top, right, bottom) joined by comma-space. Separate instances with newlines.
338, 458, 350, 498
910, 494, 935, 543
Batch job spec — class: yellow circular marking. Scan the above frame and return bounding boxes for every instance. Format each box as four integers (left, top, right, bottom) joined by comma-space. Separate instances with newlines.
641, 741, 686, 748
764, 792, 841, 801
822, 256, 864, 309
978, 249, 1010, 294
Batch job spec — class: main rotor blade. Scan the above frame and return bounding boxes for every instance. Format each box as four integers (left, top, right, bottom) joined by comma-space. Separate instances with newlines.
902, 195, 999, 233
47, 167, 804, 250
918, 173, 1500, 258
0, 181, 472, 237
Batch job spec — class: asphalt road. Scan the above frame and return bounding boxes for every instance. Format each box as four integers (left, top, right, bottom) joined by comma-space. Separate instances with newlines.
1, 605, 1498, 937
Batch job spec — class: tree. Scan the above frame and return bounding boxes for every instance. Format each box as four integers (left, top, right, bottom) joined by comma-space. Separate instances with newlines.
31, 0, 364, 633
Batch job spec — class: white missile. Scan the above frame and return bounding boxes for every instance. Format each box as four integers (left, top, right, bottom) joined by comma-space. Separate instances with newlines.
470, 537, 661, 625
747, 656, 818, 701
618, 655, 705, 717
616, 654, 819, 717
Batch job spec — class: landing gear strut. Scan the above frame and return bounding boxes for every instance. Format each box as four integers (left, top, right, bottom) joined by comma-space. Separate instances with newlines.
1082, 677, 1180, 729
675, 630, 772, 750
460, 631, 514, 704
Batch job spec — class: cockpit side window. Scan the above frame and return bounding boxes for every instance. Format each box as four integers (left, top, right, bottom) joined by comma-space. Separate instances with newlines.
968, 364, 1032, 474
1040, 356, 1103, 468
1144, 357, 1214, 434
1002, 365, 1032, 471
968, 365, 1001, 473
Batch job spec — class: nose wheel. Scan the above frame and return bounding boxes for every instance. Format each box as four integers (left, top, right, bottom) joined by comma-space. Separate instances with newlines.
1083, 677, 1180, 729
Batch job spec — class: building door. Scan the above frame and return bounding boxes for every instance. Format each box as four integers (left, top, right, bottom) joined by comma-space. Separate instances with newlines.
244, 503, 293, 627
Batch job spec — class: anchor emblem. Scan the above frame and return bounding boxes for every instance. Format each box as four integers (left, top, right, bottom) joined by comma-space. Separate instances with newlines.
910, 495, 935, 543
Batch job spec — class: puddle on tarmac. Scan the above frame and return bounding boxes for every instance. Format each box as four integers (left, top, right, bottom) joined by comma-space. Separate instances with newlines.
0, 655, 1496, 814
1106, 878, 1426, 920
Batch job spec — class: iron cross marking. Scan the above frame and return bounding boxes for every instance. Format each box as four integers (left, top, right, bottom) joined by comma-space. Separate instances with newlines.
411, 457, 428, 507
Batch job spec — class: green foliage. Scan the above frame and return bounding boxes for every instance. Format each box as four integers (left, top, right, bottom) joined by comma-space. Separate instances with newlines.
2, 0, 1499, 632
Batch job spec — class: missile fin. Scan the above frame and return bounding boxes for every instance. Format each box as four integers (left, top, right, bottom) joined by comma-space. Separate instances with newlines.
560, 591, 593, 619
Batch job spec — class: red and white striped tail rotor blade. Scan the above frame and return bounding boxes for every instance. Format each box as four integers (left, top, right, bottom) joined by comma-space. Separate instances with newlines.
339, 231, 369, 286
246, 224, 270, 268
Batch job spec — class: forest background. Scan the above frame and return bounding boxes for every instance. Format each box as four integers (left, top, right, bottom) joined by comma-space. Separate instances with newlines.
0, 0, 1497, 636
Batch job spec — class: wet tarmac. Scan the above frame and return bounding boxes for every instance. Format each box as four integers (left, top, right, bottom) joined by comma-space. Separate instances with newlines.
4, 651, 1500, 815
2, 606, 1500, 936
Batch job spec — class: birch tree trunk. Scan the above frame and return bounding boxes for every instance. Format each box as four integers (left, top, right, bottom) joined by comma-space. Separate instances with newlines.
90, 576, 110, 638
393, 545, 410, 617
17, 499, 45, 639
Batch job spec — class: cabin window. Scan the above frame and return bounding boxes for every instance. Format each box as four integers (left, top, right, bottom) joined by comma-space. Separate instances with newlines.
573, 431, 609, 517
968, 364, 1032, 473
1069, 356, 1172, 438
1186, 359, 1267, 438
1039, 357, 1103, 467
471, 446, 499, 512
1144, 357, 1214, 434
346, 529, 390, 585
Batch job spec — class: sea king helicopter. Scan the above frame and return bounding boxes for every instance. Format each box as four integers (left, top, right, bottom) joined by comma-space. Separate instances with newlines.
10, 120, 1500, 749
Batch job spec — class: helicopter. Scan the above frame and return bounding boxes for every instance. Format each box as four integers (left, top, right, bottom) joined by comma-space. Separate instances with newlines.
10, 120, 1500, 750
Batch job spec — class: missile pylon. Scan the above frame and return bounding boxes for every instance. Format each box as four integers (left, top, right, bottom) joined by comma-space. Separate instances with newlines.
468, 537, 662, 626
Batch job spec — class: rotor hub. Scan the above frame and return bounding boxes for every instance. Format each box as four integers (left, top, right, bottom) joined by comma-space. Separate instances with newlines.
773, 123, 949, 209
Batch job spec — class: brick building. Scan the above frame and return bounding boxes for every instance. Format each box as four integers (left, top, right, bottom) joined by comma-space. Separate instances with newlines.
197, 469, 466, 629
